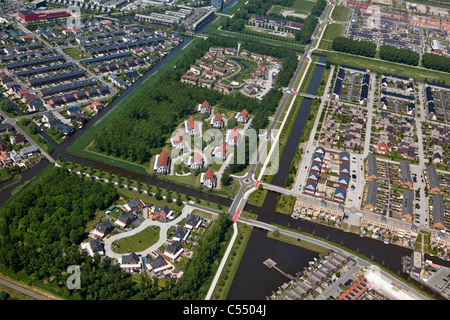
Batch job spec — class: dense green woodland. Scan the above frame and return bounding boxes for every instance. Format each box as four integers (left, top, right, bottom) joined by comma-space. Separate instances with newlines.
0, 167, 233, 299
92, 37, 298, 164
331, 37, 376, 57
379, 45, 420, 66
422, 53, 450, 73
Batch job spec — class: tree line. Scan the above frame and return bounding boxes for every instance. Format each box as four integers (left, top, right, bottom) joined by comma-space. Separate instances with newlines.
294, 15, 318, 44
422, 53, 450, 73
379, 45, 420, 66
331, 36, 376, 57
331, 37, 450, 76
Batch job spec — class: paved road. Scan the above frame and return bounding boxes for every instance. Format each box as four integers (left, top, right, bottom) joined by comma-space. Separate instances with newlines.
104, 204, 194, 260
0, 278, 49, 300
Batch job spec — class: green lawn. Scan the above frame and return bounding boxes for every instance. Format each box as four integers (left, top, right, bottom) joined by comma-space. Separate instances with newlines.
267, 231, 329, 254
292, 0, 317, 12
63, 47, 91, 60
331, 5, 349, 22
15, 121, 55, 154
275, 194, 297, 214
112, 226, 160, 253
322, 23, 344, 41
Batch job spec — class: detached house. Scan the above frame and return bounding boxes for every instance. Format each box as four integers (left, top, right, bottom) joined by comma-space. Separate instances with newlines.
226, 126, 240, 146
10, 134, 25, 145
82, 239, 105, 257
172, 225, 190, 243
185, 116, 201, 136
201, 168, 217, 188
213, 143, 227, 160
124, 197, 146, 213
144, 254, 171, 275
93, 220, 114, 238
197, 100, 211, 114
120, 252, 142, 272
188, 152, 203, 170
164, 241, 184, 262
152, 205, 171, 221
171, 133, 184, 149
236, 109, 249, 124
154, 150, 170, 175
0, 152, 12, 166
185, 214, 202, 231
211, 113, 224, 129
115, 211, 137, 229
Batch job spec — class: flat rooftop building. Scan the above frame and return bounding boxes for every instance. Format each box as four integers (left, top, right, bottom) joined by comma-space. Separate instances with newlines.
18, 8, 71, 22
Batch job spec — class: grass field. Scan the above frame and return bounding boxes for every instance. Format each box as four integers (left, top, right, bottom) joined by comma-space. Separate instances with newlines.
321, 23, 344, 41
275, 194, 296, 214
292, 0, 317, 12
63, 47, 90, 60
318, 50, 450, 84
112, 226, 160, 253
331, 5, 349, 22
267, 231, 329, 254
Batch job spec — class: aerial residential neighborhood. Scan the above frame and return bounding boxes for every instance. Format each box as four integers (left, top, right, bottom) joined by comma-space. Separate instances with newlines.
0, 0, 449, 308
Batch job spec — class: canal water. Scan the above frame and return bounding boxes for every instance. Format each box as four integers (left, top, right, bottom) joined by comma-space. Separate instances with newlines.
227, 228, 318, 300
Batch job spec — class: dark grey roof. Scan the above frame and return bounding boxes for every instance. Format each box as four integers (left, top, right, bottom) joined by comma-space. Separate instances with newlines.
432, 194, 445, 226
154, 205, 170, 215
399, 160, 412, 185
165, 241, 182, 254
6, 55, 65, 70
340, 163, 350, 174
28, 98, 45, 111
118, 211, 135, 223
89, 239, 104, 253
28, 70, 85, 87
16, 62, 73, 77
186, 214, 201, 227
340, 151, 350, 162
338, 174, 349, 185
0, 123, 14, 132
426, 165, 440, 190
402, 189, 414, 216
122, 252, 140, 264
96, 220, 113, 233
173, 225, 188, 240
40, 78, 97, 97
149, 254, 166, 269
367, 153, 378, 178
334, 187, 346, 199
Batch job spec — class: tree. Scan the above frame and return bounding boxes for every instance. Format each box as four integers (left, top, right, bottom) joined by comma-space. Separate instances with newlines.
272, 230, 280, 238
